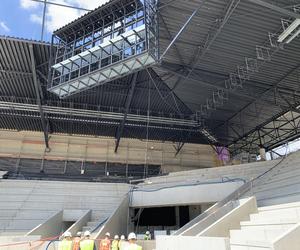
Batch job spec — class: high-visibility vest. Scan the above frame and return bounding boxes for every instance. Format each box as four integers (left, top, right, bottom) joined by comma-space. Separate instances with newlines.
144, 235, 151, 240
118, 240, 129, 250
58, 239, 72, 250
80, 239, 95, 250
127, 243, 142, 250
112, 239, 119, 250
99, 238, 111, 250
72, 237, 81, 250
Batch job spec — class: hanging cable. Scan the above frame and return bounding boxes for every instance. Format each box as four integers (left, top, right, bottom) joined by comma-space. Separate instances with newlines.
143, 78, 151, 179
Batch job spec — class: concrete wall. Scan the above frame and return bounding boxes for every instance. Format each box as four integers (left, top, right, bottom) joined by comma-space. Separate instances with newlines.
198, 197, 258, 237
273, 222, 300, 250
0, 131, 217, 172
95, 195, 130, 239
26, 211, 63, 238
131, 181, 244, 207
0, 179, 129, 234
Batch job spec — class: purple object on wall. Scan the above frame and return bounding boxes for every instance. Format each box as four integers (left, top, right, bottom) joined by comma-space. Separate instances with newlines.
216, 146, 230, 162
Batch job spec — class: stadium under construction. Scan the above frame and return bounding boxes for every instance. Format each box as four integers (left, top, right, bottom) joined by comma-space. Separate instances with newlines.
0, 0, 300, 249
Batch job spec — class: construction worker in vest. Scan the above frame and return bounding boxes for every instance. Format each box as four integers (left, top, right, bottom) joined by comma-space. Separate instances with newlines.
72, 231, 82, 250
126, 232, 142, 250
58, 231, 73, 250
79, 231, 96, 250
99, 232, 111, 250
112, 235, 119, 250
143, 231, 151, 240
118, 235, 128, 250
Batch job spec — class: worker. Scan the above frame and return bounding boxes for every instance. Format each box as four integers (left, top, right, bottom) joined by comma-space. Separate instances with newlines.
126, 232, 142, 250
72, 231, 82, 250
79, 231, 96, 250
119, 235, 129, 250
58, 231, 72, 250
112, 235, 119, 250
99, 232, 111, 250
144, 231, 151, 240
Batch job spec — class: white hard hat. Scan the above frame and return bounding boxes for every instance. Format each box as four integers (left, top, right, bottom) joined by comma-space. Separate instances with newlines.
114, 235, 119, 240
64, 231, 72, 238
77, 232, 82, 237
84, 231, 91, 237
128, 232, 137, 240
105, 232, 111, 237
120, 235, 125, 240
146, 231, 150, 235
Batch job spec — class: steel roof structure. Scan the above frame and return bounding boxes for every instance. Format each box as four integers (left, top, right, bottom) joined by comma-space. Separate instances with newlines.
0, 0, 300, 156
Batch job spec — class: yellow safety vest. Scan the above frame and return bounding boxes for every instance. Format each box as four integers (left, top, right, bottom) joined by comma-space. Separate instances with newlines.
128, 243, 142, 250
118, 240, 128, 250
58, 239, 72, 250
112, 240, 119, 250
80, 239, 95, 250
144, 235, 151, 240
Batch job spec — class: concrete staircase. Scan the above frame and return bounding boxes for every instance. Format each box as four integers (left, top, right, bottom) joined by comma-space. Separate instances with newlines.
230, 201, 300, 249
249, 151, 300, 206
0, 179, 129, 235
142, 160, 278, 188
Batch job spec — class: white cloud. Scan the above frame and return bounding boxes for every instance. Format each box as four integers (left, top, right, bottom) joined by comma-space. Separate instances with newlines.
20, 0, 39, 9
30, 13, 43, 24
44, 0, 109, 33
0, 21, 10, 32
19, 0, 109, 33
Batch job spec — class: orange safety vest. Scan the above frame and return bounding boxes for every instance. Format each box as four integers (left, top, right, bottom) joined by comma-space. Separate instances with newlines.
72, 237, 81, 250
99, 238, 111, 250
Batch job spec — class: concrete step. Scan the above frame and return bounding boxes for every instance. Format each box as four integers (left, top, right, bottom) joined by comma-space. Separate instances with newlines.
87, 221, 99, 227
254, 183, 300, 201
255, 173, 300, 193
250, 208, 300, 221
230, 238, 272, 249
230, 228, 285, 241
240, 218, 297, 230
263, 169, 300, 185
258, 201, 300, 211
0, 231, 28, 236
257, 193, 300, 207
82, 226, 93, 232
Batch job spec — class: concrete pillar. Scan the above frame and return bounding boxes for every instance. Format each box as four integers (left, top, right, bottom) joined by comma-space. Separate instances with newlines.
259, 147, 266, 161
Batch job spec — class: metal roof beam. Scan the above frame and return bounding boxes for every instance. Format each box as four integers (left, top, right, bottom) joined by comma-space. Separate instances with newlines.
115, 73, 138, 153
159, 0, 207, 60
216, 63, 300, 131
159, 13, 186, 66
247, 0, 300, 19
171, 0, 240, 91
29, 44, 50, 150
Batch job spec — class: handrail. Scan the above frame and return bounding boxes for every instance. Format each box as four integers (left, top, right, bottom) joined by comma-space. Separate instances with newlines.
174, 156, 287, 235
91, 217, 109, 233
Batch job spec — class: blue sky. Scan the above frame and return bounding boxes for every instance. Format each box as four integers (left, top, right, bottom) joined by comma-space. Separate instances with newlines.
0, 0, 48, 40
0, 0, 105, 41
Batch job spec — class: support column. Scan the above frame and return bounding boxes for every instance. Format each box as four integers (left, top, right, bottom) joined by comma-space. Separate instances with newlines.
115, 73, 138, 153
260, 147, 267, 161
29, 44, 50, 150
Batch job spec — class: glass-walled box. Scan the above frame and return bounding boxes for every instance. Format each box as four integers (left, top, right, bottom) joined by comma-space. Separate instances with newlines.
48, 0, 158, 98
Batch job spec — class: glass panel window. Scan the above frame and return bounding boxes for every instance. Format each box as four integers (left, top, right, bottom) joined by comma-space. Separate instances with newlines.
101, 57, 111, 67
102, 46, 112, 58
103, 34, 112, 43
104, 25, 112, 35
